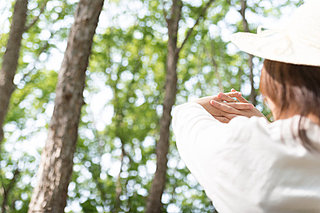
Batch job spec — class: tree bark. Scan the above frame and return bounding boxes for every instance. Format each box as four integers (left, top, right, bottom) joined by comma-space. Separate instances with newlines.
0, 0, 28, 143
145, 1, 182, 212
248, 54, 256, 105
28, 0, 104, 212
240, 0, 257, 105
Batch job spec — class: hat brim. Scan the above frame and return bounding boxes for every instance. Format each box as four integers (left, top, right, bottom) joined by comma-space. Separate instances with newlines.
231, 30, 320, 67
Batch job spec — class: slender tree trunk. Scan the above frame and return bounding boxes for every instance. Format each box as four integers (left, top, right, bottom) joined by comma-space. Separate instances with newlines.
24, 0, 49, 32
248, 54, 256, 105
28, 0, 104, 212
240, 0, 256, 105
146, 1, 214, 212
114, 145, 125, 212
112, 59, 140, 212
0, 0, 28, 143
146, 1, 182, 212
209, 40, 223, 91
1, 169, 20, 213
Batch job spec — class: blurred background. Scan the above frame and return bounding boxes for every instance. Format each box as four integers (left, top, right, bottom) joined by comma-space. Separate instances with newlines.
0, 0, 303, 212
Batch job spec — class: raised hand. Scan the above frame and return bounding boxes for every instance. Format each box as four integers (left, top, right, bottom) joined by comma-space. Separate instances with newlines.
195, 92, 254, 123
209, 89, 265, 122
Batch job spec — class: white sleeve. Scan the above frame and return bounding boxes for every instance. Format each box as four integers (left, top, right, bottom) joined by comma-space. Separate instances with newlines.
172, 102, 231, 155
171, 102, 248, 193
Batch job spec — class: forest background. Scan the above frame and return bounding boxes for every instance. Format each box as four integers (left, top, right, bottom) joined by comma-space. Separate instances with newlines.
0, 0, 302, 212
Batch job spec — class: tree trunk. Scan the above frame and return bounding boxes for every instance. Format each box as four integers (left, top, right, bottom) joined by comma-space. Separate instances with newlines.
0, 0, 28, 143
28, 0, 104, 212
248, 54, 256, 105
146, 0, 214, 211
145, 1, 182, 212
240, 0, 257, 105
1, 169, 20, 213
114, 145, 125, 212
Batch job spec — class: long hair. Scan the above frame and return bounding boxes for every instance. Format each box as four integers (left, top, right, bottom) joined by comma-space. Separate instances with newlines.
260, 59, 320, 151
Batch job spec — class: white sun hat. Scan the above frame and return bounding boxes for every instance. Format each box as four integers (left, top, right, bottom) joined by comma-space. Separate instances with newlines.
231, 0, 320, 66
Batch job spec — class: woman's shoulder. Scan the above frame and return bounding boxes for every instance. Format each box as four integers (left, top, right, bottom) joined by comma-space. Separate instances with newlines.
227, 115, 320, 156
226, 115, 271, 141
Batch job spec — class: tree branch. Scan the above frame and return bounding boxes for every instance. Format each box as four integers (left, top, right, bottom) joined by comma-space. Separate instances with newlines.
177, 0, 215, 53
208, 40, 223, 91
24, 0, 49, 32
114, 144, 126, 213
239, 0, 257, 105
160, 0, 169, 23
1, 168, 20, 213
16, 30, 54, 89
239, 0, 249, 32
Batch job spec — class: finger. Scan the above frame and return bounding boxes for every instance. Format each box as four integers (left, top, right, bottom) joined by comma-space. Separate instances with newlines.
202, 102, 225, 117
214, 116, 230, 123
224, 113, 238, 120
224, 92, 242, 98
212, 96, 221, 101
217, 92, 237, 102
225, 92, 249, 103
225, 102, 254, 110
210, 100, 241, 114
235, 94, 249, 103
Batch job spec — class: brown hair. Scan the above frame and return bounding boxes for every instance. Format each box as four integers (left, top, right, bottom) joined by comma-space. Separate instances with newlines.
260, 59, 320, 151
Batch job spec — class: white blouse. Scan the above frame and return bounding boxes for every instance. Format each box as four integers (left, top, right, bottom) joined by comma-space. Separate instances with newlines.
172, 102, 320, 213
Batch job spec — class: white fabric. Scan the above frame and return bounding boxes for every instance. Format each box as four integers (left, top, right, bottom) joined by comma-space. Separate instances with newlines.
230, 0, 320, 66
172, 102, 320, 213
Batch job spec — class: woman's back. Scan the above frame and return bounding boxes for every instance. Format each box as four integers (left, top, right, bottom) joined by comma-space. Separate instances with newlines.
173, 1, 320, 212
172, 103, 320, 213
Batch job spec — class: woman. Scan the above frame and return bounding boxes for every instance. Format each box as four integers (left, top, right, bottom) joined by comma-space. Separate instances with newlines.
172, 1, 320, 213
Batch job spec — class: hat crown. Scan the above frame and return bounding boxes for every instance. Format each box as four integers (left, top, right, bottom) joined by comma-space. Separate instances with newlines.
286, 0, 320, 49
287, 0, 320, 29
